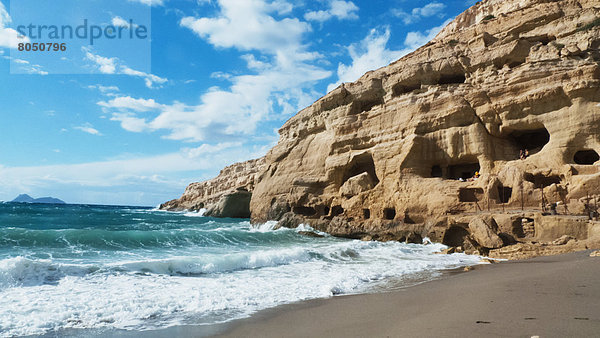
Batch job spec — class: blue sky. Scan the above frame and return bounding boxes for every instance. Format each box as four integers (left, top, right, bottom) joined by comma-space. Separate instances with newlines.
0, 0, 476, 206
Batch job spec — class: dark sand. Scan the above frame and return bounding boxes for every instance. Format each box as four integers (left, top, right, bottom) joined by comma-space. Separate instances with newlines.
211, 251, 600, 338
73, 250, 599, 338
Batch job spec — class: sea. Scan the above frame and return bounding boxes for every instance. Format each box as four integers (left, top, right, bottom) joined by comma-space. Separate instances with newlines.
0, 202, 484, 337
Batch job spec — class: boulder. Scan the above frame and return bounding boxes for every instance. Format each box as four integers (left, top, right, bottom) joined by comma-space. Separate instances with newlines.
339, 172, 375, 197
469, 217, 504, 249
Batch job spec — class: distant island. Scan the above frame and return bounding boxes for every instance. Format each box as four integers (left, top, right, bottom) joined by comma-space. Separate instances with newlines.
11, 194, 66, 204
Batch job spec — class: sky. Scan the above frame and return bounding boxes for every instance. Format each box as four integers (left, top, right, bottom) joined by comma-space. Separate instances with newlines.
0, 0, 477, 206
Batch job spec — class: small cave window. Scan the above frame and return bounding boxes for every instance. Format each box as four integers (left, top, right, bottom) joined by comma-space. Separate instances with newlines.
497, 185, 513, 203
431, 165, 443, 178
323, 206, 330, 216
442, 226, 470, 247
331, 205, 344, 217
508, 128, 550, 155
349, 98, 384, 115
438, 73, 466, 85
383, 208, 396, 220
574, 150, 599, 165
392, 82, 421, 97
459, 188, 484, 202
292, 206, 317, 217
363, 209, 371, 219
341, 153, 380, 186
448, 162, 480, 180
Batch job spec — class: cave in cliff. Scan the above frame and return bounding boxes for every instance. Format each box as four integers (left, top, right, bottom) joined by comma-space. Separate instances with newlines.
341, 153, 380, 186
573, 149, 600, 165
447, 162, 480, 180
508, 128, 550, 154
524, 173, 561, 188
442, 226, 470, 247
497, 185, 513, 203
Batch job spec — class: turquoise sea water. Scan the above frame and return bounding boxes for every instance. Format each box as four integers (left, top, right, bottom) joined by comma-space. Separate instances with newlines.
0, 202, 482, 336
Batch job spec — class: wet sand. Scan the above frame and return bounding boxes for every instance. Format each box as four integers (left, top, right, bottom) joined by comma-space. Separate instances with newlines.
211, 250, 600, 337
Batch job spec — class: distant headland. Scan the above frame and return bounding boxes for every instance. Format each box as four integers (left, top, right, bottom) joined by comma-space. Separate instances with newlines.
11, 194, 66, 204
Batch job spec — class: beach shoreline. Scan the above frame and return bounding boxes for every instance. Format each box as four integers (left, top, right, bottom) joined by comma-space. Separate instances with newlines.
40, 250, 600, 338
145, 250, 600, 338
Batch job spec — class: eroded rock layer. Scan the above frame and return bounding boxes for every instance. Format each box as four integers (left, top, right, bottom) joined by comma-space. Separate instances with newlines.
160, 158, 265, 215
248, 0, 600, 250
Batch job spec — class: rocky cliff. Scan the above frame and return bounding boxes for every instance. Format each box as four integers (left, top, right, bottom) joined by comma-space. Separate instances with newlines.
160, 158, 265, 217
164, 0, 600, 257
249, 0, 600, 251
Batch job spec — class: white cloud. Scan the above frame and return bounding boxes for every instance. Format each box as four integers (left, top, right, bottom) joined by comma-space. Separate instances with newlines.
392, 2, 446, 25
328, 28, 409, 92
111, 16, 138, 29
83, 48, 168, 88
328, 21, 452, 91
101, 0, 330, 142
0, 2, 30, 49
88, 85, 120, 96
74, 123, 102, 135
180, 0, 311, 54
404, 19, 450, 50
98, 96, 164, 112
0, 145, 267, 205
128, 0, 165, 6
305, 0, 359, 22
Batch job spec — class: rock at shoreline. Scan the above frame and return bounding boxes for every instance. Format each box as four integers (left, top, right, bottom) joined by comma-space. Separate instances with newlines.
469, 217, 503, 249
204, 190, 252, 219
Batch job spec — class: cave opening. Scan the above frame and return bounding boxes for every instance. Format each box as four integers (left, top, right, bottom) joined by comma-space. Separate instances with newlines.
341, 153, 380, 186
293, 206, 317, 217
459, 188, 484, 202
431, 165, 443, 178
574, 150, 599, 165
448, 162, 480, 180
524, 173, 561, 188
331, 205, 344, 217
392, 82, 420, 97
349, 98, 384, 115
497, 185, 513, 203
363, 209, 371, 219
438, 73, 466, 85
383, 208, 396, 220
508, 128, 550, 155
442, 226, 470, 247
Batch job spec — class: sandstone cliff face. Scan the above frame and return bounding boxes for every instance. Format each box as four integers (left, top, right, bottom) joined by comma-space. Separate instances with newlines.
248, 0, 600, 248
160, 158, 265, 213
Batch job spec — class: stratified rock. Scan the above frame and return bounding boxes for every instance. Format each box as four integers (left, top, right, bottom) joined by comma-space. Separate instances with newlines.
204, 190, 252, 219
247, 0, 600, 241
469, 217, 504, 249
160, 158, 265, 213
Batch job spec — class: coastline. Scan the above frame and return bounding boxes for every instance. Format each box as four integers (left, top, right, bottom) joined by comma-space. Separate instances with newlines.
40, 250, 600, 337
212, 250, 600, 337
153, 250, 598, 338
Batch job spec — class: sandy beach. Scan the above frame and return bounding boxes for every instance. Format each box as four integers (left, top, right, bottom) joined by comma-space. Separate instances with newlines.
208, 250, 600, 338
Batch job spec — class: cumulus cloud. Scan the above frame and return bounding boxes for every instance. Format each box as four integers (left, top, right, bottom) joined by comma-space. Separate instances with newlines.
328, 28, 409, 92
83, 48, 168, 88
392, 2, 446, 25
328, 20, 452, 91
305, 0, 359, 22
101, 0, 331, 142
0, 2, 30, 49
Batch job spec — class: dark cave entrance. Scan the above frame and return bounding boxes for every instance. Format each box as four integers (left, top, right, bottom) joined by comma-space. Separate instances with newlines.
574, 150, 599, 165
524, 173, 561, 188
438, 73, 466, 85
497, 185, 513, 203
447, 162, 480, 180
442, 226, 470, 247
459, 188, 484, 202
341, 153, 380, 186
431, 165, 443, 178
363, 209, 371, 219
508, 128, 550, 155
383, 208, 396, 220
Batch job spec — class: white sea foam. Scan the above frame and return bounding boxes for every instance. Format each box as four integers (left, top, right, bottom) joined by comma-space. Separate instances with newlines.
250, 220, 279, 232
0, 239, 483, 336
